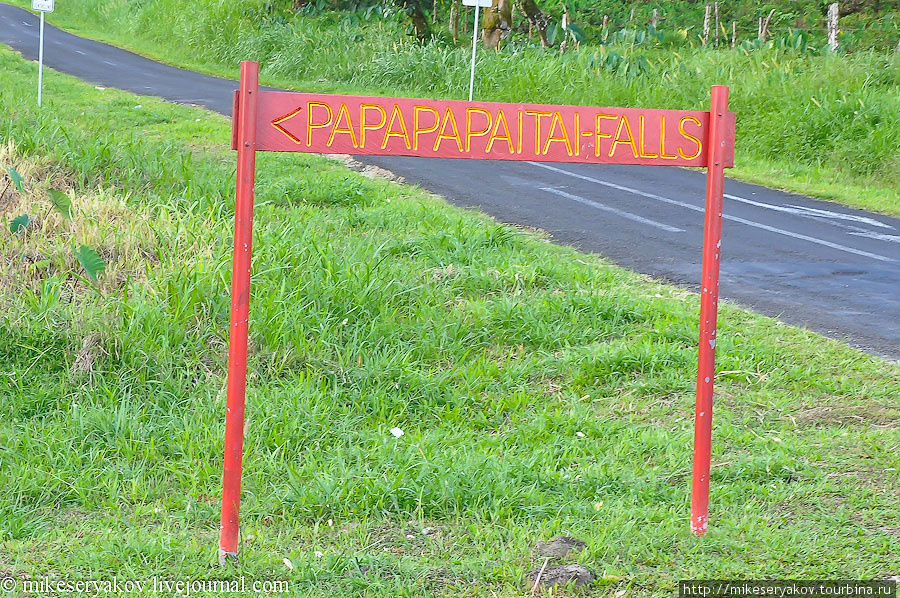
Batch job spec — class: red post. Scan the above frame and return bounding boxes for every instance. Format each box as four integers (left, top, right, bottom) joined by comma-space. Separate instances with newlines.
219, 60, 259, 565
690, 85, 729, 536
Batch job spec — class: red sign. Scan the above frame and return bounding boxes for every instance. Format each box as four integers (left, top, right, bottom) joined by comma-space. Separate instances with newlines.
239, 91, 735, 167
219, 61, 737, 565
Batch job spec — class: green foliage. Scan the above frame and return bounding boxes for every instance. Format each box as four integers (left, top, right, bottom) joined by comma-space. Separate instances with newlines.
9, 213, 30, 233
46, 188, 73, 220
73, 244, 106, 280
5, 166, 24, 191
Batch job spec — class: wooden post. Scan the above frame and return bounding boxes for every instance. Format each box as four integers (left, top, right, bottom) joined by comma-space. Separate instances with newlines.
827, 2, 839, 51
714, 2, 720, 47
219, 60, 259, 566
651, 8, 658, 29
691, 85, 730, 537
433, 0, 438, 23
702, 5, 711, 45
450, 0, 459, 43
732, 21, 737, 48
629, 7, 634, 26
559, 8, 568, 53
759, 9, 774, 42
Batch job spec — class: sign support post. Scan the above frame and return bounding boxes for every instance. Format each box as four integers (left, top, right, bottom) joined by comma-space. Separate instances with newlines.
219, 62, 735, 560
219, 60, 259, 565
690, 85, 730, 536
463, 0, 491, 101
468, 3, 479, 102
38, 10, 44, 106
31, 0, 54, 107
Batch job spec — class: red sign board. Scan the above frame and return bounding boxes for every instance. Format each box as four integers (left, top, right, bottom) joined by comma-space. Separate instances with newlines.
219, 61, 736, 564
239, 91, 735, 168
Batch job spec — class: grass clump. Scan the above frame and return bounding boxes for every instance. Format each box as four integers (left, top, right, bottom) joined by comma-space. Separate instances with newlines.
1, 47, 899, 596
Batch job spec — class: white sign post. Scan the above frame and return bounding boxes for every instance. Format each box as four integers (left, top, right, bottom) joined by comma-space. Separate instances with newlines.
462, 0, 491, 102
32, 0, 54, 107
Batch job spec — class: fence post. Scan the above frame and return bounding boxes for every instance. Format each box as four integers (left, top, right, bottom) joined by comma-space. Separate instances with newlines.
714, 2, 720, 48
827, 3, 839, 51
219, 60, 259, 565
702, 5, 711, 44
691, 85, 729, 537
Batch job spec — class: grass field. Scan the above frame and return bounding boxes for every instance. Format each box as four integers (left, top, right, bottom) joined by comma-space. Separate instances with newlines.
1, 46, 899, 596
8, 0, 900, 218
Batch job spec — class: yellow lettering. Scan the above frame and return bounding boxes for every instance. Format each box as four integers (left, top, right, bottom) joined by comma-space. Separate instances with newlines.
328, 103, 358, 148
594, 114, 617, 157
486, 109, 515, 154
678, 116, 703, 160
525, 110, 552, 155
413, 106, 440, 151
608, 115, 638, 159
574, 112, 580, 156
638, 115, 659, 158
517, 110, 524, 154
542, 112, 573, 156
465, 107, 493, 152
381, 104, 411, 150
659, 115, 678, 159
433, 108, 464, 152
359, 104, 386, 149
306, 101, 333, 146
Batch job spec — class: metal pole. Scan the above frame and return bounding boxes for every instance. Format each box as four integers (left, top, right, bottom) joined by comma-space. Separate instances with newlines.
468, 4, 479, 101
219, 60, 259, 565
690, 85, 729, 537
37, 10, 44, 107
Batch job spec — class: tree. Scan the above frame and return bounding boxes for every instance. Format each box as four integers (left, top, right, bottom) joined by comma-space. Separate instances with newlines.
394, 0, 432, 40
481, 0, 512, 48
516, 0, 550, 47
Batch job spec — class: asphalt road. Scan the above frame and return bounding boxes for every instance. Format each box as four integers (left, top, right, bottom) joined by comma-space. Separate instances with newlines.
2, 3, 898, 360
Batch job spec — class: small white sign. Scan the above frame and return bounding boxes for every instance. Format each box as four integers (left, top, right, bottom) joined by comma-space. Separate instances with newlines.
32, 0, 54, 12
462, 0, 492, 7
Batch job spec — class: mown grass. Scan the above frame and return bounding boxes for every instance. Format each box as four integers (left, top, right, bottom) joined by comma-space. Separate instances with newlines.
9, 0, 900, 217
1, 47, 899, 596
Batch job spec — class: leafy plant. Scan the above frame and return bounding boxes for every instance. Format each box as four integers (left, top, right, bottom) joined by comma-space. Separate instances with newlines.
47, 189, 73, 220
9, 214, 30, 233
73, 244, 106, 281
5, 166, 24, 192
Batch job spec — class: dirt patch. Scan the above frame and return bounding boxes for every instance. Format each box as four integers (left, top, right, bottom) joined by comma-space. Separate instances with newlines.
533, 536, 586, 559
330, 154, 406, 184
792, 404, 898, 428
527, 563, 594, 590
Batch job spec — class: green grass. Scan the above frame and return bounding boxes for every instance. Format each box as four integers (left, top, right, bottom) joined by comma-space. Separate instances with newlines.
8, 0, 900, 218
1, 46, 899, 597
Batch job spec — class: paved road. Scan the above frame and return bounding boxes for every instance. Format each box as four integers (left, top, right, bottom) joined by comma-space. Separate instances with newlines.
2, 2, 898, 360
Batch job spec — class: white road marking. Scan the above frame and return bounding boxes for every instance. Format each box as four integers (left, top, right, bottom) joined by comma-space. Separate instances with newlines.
724, 193, 894, 230
849, 231, 900, 244
528, 162, 896, 263
540, 186, 685, 233
74, 49, 86, 55
103, 60, 116, 66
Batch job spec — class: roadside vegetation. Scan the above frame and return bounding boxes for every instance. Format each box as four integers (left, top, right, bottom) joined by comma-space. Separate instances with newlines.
8, 0, 900, 216
1, 48, 899, 596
